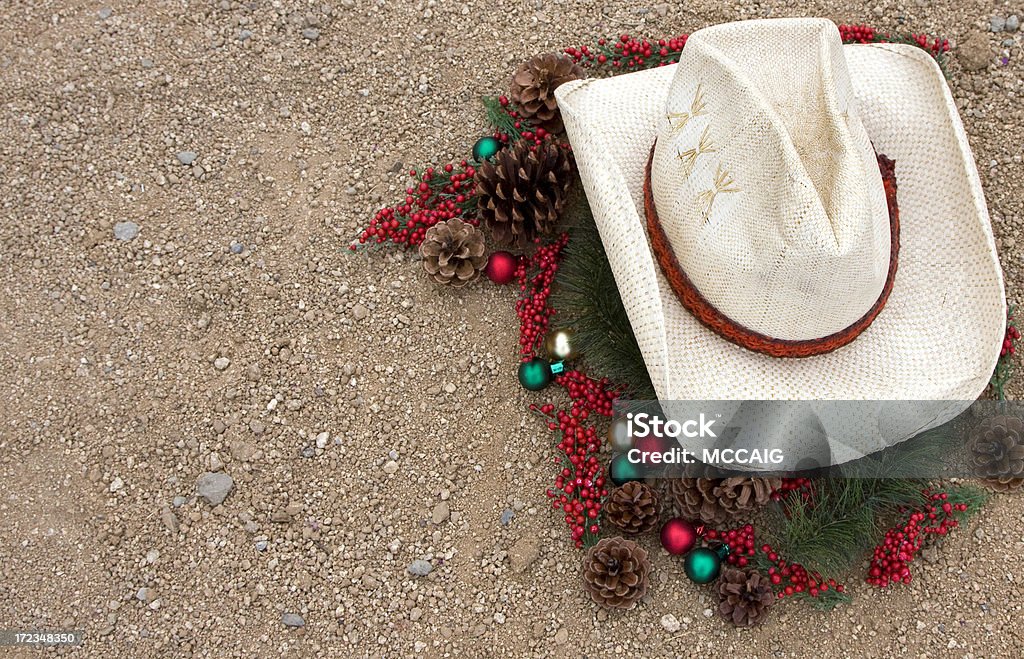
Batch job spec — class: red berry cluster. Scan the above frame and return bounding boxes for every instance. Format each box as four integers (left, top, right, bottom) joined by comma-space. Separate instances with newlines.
837, 24, 878, 43
770, 477, 815, 502
354, 163, 478, 248
910, 33, 951, 56
705, 525, 757, 568
538, 406, 608, 547
838, 24, 949, 56
866, 490, 968, 587
759, 542, 844, 599
704, 524, 846, 600
495, 95, 551, 147
554, 369, 617, 418
515, 234, 570, 360
565, 34, 689, 71
565, 27, 949, 74
1002, 314, 1019, 358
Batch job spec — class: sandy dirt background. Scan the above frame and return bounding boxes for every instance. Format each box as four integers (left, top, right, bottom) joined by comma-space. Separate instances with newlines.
2, 0, 1024, 657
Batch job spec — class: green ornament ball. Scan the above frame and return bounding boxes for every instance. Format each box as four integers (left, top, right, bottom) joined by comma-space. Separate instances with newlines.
609, 453, 642, 487
518, 358, 552, 391
472, 136, 502, 162
683, 545, 730, 584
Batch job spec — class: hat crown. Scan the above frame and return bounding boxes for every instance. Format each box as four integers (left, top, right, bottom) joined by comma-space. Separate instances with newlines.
650, 18, 891, 342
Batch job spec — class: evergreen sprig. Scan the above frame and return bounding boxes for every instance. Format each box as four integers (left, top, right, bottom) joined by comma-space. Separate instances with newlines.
482, 95, 530, 142
551, 197, 656, 399
989, 305, 1016, 401
766, 478, 926, 580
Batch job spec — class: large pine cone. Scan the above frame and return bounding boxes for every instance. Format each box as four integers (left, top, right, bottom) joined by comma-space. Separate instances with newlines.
474, 138, 574, 247
666, 477, 780, 525
717, 567, 774, 627
969, 415, 1024, 491
582, 536, 651, 610
419, 218, 486, 286
605, 482, 660, 534
509, 53, 584, 134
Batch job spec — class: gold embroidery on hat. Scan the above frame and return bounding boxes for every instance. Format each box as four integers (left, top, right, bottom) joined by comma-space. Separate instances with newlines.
666, 83, 707, 134
676, 125, 716, 178
697, 165, 740, 222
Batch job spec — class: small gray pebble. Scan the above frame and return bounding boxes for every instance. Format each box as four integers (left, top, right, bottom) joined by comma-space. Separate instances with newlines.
500, 509, 515, 526
407, 559, 433, 576
195, 471, 234, 506
255, 540, 268, 551
991, 15, 1007, 32
282, 613, 305, 627
300, 446, 315, 459
172, 496, 187, 508
230, 242, 244, 254
239, 29, 253, 41
1008, 15, 1020, 32
177, 151, 197, 165
98, 7, 112, 19
302, 28, 320, 40
113, 221, 139, 241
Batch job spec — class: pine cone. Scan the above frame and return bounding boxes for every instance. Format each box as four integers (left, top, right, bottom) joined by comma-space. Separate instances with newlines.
419, 218, 487, 287
983, 476, 1024, 492
475, 138, 574, 247
717, 567, 774, 627
605, 482, 661, 534
969, 415, 1024, 490
509, 53, 584, 134
666, 477, 780, 525
582, 536, 651, 610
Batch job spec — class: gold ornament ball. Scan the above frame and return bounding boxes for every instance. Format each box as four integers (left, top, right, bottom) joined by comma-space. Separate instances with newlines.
608, 417, 633, 453
544, 329, 577, 361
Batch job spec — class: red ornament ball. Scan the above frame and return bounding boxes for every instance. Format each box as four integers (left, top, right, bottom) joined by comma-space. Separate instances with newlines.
660, 517, 700, 556
485, 250, 517, 285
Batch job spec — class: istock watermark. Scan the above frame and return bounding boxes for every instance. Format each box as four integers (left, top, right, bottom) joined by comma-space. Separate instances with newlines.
625, 412, 718, 439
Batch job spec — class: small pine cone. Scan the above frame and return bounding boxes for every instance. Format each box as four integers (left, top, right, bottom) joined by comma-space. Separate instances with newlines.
717, 567, 774, 627
605, 482, 661, 534
582, 536, 651, 610
475, 138, 574, 247
509, 53, 584, 134
983, 476, 1024, 492
419, 218, 487, 287
666, 477, 780, 525
969, 416, 1024, 490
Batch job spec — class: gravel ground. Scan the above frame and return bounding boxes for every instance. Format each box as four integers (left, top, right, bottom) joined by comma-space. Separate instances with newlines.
2, 1, 1023, 657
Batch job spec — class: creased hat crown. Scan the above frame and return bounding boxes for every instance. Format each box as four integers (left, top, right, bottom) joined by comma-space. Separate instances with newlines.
650, 18, 891, 342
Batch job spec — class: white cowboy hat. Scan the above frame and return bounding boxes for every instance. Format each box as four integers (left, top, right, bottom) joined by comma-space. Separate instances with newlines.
555, 18, 1005, 406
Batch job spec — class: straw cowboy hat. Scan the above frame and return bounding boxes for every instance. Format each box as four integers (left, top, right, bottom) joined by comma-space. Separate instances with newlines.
555, 18, 1005, 406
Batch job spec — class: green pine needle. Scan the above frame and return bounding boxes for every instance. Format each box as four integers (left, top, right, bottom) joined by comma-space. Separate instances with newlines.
946, 483, 989, 518
790, 587, 852, 611
482, 95, 530, 141
551, 195, 656, 398
767, 478, 930, 580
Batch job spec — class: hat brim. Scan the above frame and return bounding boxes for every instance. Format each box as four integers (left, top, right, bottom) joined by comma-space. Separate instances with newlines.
556, 44, 1005, 401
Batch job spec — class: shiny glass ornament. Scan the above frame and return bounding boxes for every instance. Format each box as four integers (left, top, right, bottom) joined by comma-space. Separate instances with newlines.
472, 136, 502, 162
608, 417, 632, 452
659, 518, 705, 556
518, 358, 551, 391
485, 250, 517, 285
609, 453, 642, 486
544, 328, 577, 362
683, 544, 730, 584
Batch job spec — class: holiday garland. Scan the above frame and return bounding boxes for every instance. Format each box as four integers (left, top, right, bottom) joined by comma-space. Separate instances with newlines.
354, 24, 1016, 626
